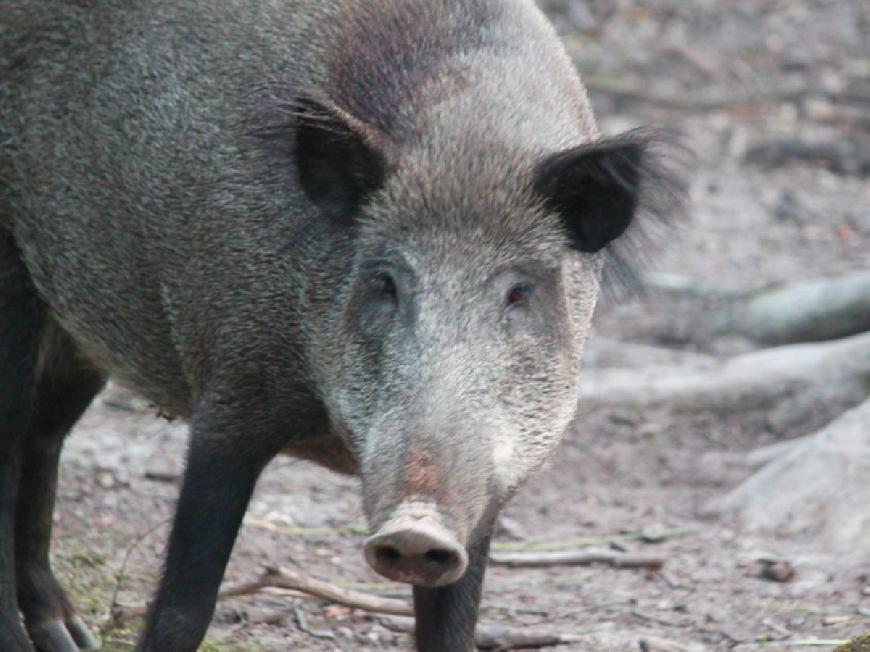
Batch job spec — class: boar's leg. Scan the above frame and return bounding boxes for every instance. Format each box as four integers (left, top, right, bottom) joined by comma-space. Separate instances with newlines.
138, 410, 283, 652
15, 325, 105, 652
412, 535, 491, 652
0, 232, 42, 651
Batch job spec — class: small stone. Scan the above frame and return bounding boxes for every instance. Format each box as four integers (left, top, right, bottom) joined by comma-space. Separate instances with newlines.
741, 558, 796, 583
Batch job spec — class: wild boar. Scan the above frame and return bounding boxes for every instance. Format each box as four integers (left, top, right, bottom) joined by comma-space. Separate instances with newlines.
0, 0, 682, 650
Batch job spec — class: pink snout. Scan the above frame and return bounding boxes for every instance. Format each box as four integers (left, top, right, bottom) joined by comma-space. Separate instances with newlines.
363, 510, 468, 587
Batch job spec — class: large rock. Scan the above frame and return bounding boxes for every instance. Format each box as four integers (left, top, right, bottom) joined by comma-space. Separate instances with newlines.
712, 398, 870, 552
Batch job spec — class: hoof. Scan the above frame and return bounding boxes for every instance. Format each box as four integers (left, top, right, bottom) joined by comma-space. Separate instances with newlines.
67, 616, 100, 650
0, 613, 36, 651
28, 618, 95, 652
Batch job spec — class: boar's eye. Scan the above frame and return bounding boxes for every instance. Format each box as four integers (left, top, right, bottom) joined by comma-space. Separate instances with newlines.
372, 273, 398, 303
506, 284, 533, 307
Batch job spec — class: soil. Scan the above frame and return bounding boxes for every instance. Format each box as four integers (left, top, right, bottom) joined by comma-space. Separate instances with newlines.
54, 1, 870, 650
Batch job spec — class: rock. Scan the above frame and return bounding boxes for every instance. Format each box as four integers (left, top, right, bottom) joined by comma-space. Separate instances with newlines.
711, 399, 870, 553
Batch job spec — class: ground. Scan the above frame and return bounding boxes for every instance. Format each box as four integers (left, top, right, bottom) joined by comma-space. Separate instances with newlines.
54, 1, 869, 650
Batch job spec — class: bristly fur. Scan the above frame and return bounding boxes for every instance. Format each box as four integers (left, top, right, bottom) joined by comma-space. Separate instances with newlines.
0, 1, 690, 649
599, 127, 691, 300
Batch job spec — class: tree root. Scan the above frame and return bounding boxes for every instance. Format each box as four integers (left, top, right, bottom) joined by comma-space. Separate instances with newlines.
716, 272, 870, 345
579, 331, 870, 415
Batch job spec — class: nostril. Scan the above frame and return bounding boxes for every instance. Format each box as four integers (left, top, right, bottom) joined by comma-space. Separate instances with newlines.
424, 548, 456, 567
364, 520, 468, 586
375, 545, 402, 566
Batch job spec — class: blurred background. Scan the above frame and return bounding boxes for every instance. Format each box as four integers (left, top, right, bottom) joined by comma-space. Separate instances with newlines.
58, 1, 869, 650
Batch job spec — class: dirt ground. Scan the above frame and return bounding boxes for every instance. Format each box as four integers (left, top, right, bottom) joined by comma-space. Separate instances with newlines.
54, 1, 870, 650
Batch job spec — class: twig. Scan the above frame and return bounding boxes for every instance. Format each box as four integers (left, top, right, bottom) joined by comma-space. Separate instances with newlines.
631, 610, 682, 628
491, 526, 694, 552
780, 641, 849, 648
104, 517, 172, 630
221, 565, 412, 615
743, 138, 869, 176
379, 615, 580, 650
293, 601, 335, 640
143, 471, 180, 483
490, 549, 664, 570
107, 565, 412, 627
737, 642, 850, 649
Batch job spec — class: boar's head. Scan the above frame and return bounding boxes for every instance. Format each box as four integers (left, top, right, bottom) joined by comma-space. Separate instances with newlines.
255, 94, 682, 587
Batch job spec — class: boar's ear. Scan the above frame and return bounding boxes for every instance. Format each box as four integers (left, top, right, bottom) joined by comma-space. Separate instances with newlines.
534, 134, 647, 252
293, 98, 389, 220
249, 95, 389, 222
534, 129, 688, 293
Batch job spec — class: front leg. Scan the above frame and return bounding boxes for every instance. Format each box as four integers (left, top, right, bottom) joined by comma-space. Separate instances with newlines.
413, 535, 491, 652
138, 412, 282, 652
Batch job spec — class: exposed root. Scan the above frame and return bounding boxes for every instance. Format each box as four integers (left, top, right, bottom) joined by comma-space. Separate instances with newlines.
579, 332, 870, 415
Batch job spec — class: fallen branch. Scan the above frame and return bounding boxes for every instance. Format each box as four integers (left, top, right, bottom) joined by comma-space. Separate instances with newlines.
782, 642, 850, 648
490, 549, 664, 570
379, 615, 578, 650
107, 565, 412, 628
491, 526, 694, 552
220, 565, 412, 615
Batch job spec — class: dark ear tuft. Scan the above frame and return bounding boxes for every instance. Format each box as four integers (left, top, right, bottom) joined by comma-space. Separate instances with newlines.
534, 128, 689, 296
249, 95, 389, 222
535, 138, 644, 253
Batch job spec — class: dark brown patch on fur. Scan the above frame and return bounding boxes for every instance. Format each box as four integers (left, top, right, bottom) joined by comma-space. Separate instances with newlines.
329, 0, 495, 138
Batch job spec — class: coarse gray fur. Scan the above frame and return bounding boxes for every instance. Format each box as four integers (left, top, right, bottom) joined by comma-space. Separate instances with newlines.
0, 1, 683, 650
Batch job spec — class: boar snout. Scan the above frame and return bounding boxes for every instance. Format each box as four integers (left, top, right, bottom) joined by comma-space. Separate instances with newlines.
363, 508, 468, 587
